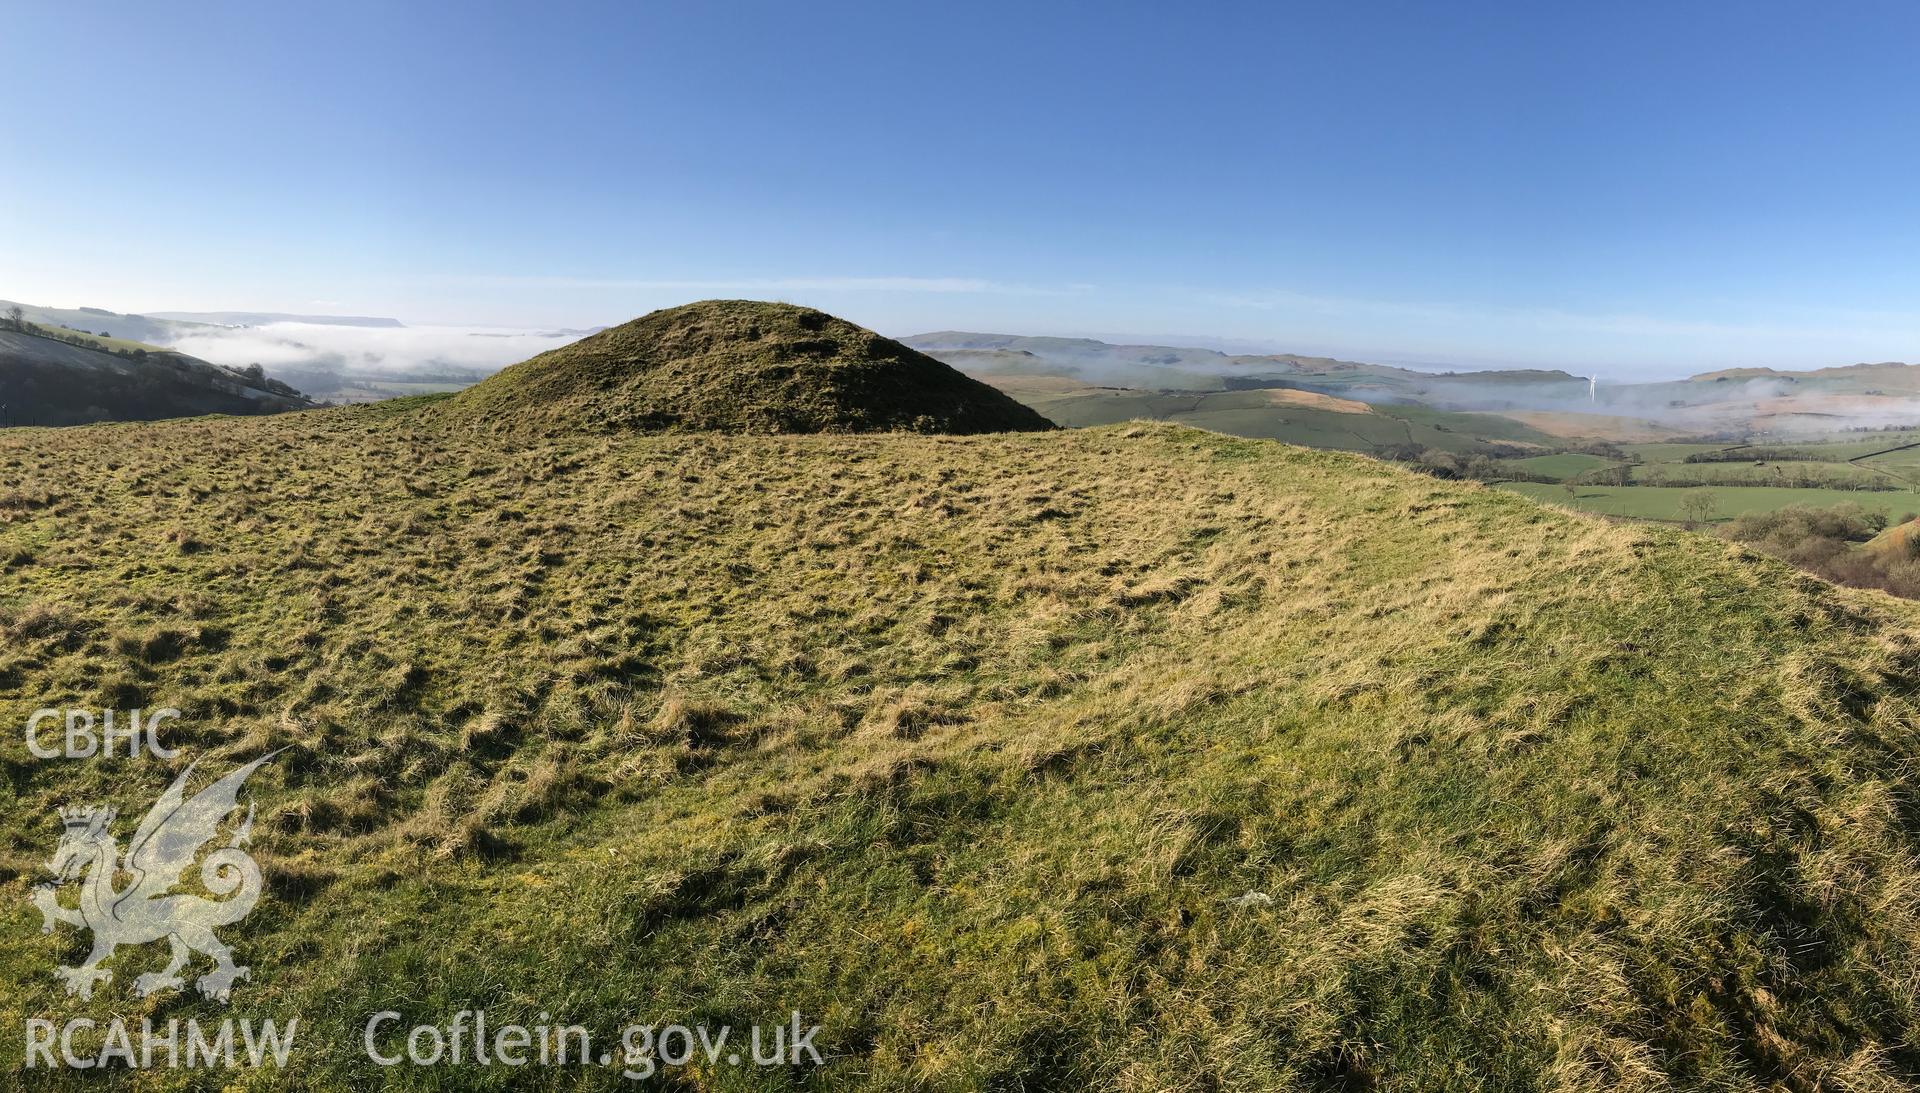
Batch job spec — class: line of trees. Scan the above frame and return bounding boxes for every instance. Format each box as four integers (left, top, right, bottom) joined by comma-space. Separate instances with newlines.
9, 319, 155, 359
1683, 447, 1831, 463
1633, 465, 1900, 491
1570, 465, 1633, 487
1376, 445, 1560, 484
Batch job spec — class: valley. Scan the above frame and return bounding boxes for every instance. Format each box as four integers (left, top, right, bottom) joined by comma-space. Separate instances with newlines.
908, 332, 1920, 538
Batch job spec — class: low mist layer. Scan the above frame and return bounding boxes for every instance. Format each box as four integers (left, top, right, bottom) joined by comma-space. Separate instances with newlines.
164, 322, 599, 404
167, 323, 587, 379
908, 331, 1920, 439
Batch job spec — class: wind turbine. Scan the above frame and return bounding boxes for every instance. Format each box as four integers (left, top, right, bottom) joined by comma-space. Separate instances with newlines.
1588, 375, 1597, 404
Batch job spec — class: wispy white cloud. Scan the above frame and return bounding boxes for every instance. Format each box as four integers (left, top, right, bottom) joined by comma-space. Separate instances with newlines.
447, 274, 1095, 297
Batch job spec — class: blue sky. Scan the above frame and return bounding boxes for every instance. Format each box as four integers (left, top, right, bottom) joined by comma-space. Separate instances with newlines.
6, 0, 1920, 375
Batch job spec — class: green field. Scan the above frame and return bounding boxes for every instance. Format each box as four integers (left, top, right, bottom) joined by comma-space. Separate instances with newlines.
1498, 452, 1617, 480
1756, 432, 1920, 460
1499, 480, 1920, 522
1022, 388, 1560, 454
1494, 434, 1920, 519
1017, 393, 1920, 526
1856, 441, 1920, 485
1627, 459, 1897, 489
1617, 442, 1733, 462
1372, 402, 1565, 445
1619, 433, 1920, 463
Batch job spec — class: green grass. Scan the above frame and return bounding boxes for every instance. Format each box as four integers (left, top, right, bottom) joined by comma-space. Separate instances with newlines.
1371, 402, 1561, 445
1023, 390, 1558, 455
1499, 480, 1920, 522
1617, 442, 1731, 462
1615, 435, 1920, 465
1855, 442, 1920, 486
1532, 437, 1920, 521
1627, 459, 1899, 489
1499, 452, 1617, 481
6, 405, 1920, 1087
1754, 432, 1920, 460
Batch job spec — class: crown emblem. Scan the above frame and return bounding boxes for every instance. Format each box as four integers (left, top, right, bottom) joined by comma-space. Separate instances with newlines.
57, 804, 116, 832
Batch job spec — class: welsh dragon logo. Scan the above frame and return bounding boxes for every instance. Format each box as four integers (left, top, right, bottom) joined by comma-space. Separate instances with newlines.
30, 752, 280, 1002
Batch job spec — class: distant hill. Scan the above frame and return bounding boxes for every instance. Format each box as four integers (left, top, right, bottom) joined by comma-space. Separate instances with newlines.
903, 331, 1601, 450
0, 299, 214, 345
147, 311, 406, 328
1686, 360, 1920, 393
0, 326, 315, 426
904, 330, 1587, 404
448, 300, 1054, 435
910, 331, 1920, 442
1, 298, 549, 407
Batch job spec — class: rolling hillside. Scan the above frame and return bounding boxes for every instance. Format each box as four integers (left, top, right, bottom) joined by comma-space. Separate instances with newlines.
6, 303, 1920, 1087
904, 331, 1591, 406
0, 300, 214, 346
1005, 381, 1562, 454
0, 327, 315, 426
912, 331, 1920, 441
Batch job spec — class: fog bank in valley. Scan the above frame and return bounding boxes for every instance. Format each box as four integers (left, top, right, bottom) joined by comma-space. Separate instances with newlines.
167, 323, 590, 381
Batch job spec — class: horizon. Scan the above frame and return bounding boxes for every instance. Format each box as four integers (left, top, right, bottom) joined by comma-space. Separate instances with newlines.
18, 295, 1920, 384
12, 2, 1920, 376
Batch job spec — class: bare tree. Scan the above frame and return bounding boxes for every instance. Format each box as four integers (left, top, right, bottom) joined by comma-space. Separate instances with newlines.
4, 305, 22, 332
1679, 489, 1719, 529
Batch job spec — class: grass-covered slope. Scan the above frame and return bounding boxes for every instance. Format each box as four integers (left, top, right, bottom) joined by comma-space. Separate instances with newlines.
0, 299, 215, 347
0, 328, 315, 427
447, 300, 1054, 435
6, 406, 1920, 1088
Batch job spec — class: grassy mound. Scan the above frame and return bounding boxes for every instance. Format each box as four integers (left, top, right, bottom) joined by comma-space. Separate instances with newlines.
6, 407, 1920, 1087
445, 299, 1055, 435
